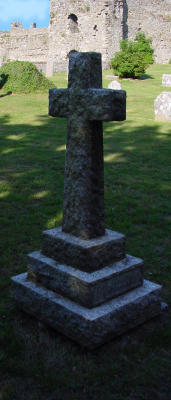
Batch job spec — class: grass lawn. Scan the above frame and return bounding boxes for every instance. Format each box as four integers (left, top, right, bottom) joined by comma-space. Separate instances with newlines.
0, 64, 171, 400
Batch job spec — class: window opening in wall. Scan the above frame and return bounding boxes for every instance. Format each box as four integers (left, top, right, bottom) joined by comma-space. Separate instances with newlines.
67, 49, 78, 58
68, 14, 78, 24
68, 14, 79, 33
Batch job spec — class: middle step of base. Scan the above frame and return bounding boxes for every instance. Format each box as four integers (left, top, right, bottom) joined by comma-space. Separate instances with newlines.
28, 251, 143, 308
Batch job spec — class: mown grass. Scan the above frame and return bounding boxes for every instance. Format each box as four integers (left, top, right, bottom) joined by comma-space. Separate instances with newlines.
0, 64, 171, 400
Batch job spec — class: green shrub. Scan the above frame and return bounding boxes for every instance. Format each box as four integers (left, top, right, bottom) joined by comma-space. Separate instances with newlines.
110, 33, 154, 79
0, 61, 54, 93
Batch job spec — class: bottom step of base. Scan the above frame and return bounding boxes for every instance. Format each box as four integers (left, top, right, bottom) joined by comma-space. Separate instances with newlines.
11, 273, 162, 349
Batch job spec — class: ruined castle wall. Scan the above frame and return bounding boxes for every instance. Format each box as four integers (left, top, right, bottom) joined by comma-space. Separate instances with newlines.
0, 26, 49, 73
47, 0, 124, 74
0, 0, 170, 75
126, 0, 171, 63
47, 0, 171, 73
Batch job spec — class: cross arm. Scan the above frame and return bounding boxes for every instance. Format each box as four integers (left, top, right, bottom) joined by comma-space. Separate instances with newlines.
49, 88, 69, 118
87, 89, 126, 121
68, 88, 126, 121
49, 87, 126, 121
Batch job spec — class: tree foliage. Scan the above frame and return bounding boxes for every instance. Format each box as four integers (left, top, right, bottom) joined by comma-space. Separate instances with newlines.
0, 61, 54, 93
110, 33, 154, 79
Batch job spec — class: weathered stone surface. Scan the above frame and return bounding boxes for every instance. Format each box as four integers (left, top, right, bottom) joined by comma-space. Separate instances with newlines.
49, 52, 126, 240
49, 88, 126, 121
68, 52, 102, 90
154, 91, 171, 122
162, 74, 171, 87
11, 274, 162, 349
108, 81, 122, 90
50, 53, 104, 239
42, 227, 126, 272
28, 251, 143, 308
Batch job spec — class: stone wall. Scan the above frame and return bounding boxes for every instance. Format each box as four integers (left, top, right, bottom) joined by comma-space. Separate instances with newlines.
0, 24, 49, 69
0, 0, 170, 75
47, 0, 124, 73
126, 0, 171, 64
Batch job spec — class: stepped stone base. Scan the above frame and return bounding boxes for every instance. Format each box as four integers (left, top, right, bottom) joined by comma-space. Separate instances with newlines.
11, 274, 162, 349
11, 227, 163, 348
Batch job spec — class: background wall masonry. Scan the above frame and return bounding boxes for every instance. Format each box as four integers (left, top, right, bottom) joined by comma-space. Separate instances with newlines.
0, 0, 170, 75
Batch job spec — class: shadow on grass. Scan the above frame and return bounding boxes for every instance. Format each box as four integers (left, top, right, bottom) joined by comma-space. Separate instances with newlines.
0, 72, 9, 89
0, 115, 170, 275
0, 113, 170, 400
139, 74, 154, 80
0, 90, 12, 98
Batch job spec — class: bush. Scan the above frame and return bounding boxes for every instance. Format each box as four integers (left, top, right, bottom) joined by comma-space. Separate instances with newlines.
110, 33, 154, 79
0, 61, 54, 93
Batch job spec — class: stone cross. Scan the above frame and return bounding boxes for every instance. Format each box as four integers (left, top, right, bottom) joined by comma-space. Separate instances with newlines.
12, 53, 162, 349
49, 52, 126, 240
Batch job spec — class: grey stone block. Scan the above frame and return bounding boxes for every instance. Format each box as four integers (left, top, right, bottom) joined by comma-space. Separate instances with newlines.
108, 81, 122, 90
162, 74, 171, 87
154, 91, 171, 122
42, 227, 125, 272
28, 251, 143, 308
11, 274, 162, 349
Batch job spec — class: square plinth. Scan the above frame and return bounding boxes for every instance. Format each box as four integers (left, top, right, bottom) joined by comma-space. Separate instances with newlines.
42, 227, 125, 272
11, 274, 162, 349
28, 251, 143, 308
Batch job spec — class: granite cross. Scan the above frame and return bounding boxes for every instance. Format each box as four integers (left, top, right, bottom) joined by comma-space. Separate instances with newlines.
49, 52, 126, 240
